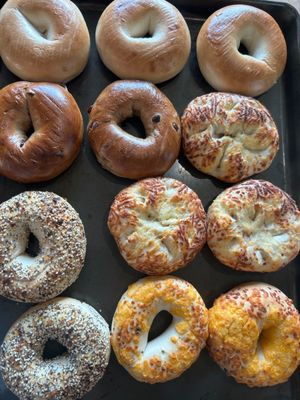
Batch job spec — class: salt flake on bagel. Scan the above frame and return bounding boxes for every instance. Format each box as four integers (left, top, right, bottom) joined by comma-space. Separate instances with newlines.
197, 5, 287, 96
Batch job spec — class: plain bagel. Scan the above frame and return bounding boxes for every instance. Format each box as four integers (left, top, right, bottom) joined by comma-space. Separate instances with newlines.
0, 81, 83, 183
197, 5, 287, 96
96, 0, 191, 83
88, 80, 181, 179
0, 0, 90, 82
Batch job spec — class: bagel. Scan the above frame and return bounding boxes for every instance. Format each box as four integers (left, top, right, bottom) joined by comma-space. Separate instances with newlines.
0, 191, 86, 303
208, 283, 300, 386
0, 0, 90, 82
181, 92, 279, 182
197, 5, 287, 96
108, 177, 206, 274
88, 80, 181, 180
207, 180, 300, 272
0, 297, 110, 399
111, 276, 208, 383
95, 0, 191, 83
0, 81, 83, 183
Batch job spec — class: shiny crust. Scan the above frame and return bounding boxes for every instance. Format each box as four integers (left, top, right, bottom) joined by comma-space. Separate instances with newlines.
95, 0, 191, 83
0, 82, 83, 183
181, 93, 279, 183
0, 191, 86, 303
207, 180, 300, 272
197, 5, 287, 96
111, 276, 208, 383
208, 283, 300, 387
108, 177, 206, 274
0, 0, 90, 82
88, 81, 181, 180
0, 297, 110, 399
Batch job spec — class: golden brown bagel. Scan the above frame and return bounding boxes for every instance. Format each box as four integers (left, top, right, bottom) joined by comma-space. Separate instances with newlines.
0, 0, 90, 83
88, 80, 181, 179
95, 0, 191, 83
197, 5, 287, 96
0, 82, 83, 183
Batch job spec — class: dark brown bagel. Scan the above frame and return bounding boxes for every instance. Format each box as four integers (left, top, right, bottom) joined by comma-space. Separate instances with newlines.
88, 80, 181, 179
0, 82, 83, 183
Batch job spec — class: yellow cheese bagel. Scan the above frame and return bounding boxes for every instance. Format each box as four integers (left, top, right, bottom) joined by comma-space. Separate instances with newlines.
208, 283, 300, 387
111, 276, 208, 383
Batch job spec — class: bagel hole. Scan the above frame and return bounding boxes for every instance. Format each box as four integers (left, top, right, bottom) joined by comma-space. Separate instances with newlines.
43, 339, 68, 360
148, 311, 173, 342
127, 16, 155, 39
26, 232, 40, 257
238, 42, 250, 56
130, 29, 153, 39
140, 31, 152, 38
256, 327, 274, 360
121, 116, 146, 139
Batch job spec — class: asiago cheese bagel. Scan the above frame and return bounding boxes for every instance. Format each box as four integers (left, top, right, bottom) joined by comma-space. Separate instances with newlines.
108, 177, 207, 275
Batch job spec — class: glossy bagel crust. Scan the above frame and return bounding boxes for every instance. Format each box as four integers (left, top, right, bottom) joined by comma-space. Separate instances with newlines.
0, 81, 83, 183
197, 5, 287, 96
111, 276, 208, 383
95, 0, 191, 83
0, 0, 90, 82
208, 283, 300, 387
88, 80, 181, 180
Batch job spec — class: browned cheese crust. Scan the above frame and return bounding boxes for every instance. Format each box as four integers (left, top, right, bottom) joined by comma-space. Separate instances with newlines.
88, 80, 181, 180
111, 276, 208, 383
208, 283, 300, 387
108, 177, 206, 274
181, 93, 279, 182
96, 0, 191, 83
207, 180, 300, 272
197, 5, 287, 96
0, 81, 83, 183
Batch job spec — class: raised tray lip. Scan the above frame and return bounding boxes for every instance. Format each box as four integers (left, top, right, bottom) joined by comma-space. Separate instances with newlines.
0, 1, 300, 399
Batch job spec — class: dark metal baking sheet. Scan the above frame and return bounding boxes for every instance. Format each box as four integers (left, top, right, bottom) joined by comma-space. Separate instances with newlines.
0, 0, 299, 399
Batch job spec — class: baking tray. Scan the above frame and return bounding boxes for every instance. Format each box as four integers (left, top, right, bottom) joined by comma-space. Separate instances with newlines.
0, 0, 299, 399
